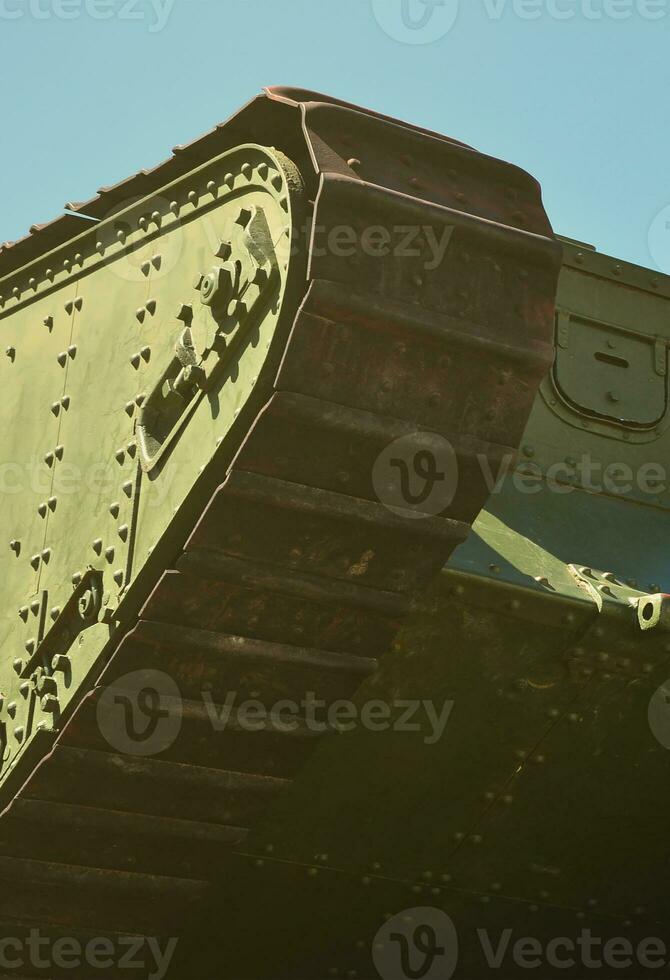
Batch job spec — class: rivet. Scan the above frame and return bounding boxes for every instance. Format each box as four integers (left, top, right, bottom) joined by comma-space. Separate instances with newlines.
136, 308, 146, 323
6, 346, 16, 361
14, 727, 25, 741
109, 502, 120, 518
9, 540, 20, 555
44, 315, 54, 331
141, 346, 151, 361
206, 180, 217, 196
105, 546, 115, 562
145, 299, 157, 316
30, 601, 40, 615
125, 402, 135, 416
92, 539, 103, 554
118, 525, 129, 541
19, 682, 30, 697
68, 345, 77, 358
30, 554, 41, 570
241, 163, 253, 179
50, 607, 60, 621
72, 572, 82, 585
113, 569, 124, 586
236, 207, 252, 227
41, 548, 51, 562
123, 481, 133, 496
187, 191, 198, 206
55, 445, 64, 460
130, 354, 141, 369
61, 395, 70, 409
138, 216, 149, 231
18, 606, 28, 621
151, 211, 161, 225
14, 657, 25, 672
38, 503, 47, 518
169, 201, 180, 215
115, 449, 125, 464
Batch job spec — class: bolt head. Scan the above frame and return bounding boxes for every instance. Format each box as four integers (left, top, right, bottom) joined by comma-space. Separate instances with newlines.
200, 265, 234, 310
40, 694, 59, 713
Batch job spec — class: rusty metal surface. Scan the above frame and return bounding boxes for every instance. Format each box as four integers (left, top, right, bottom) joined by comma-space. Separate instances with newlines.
0, 88, 561, 976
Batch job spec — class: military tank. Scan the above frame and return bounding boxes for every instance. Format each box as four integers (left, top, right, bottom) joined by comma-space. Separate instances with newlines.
0, 88, 667, 979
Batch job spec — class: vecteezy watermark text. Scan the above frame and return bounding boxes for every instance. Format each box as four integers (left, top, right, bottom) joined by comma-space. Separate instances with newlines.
372, 434, 669, 520
0, 0, 175, 31
203, 691, 455, 746
0, 932, 177, 980
374, 908, 670, 978
285, 221, 455, 272
371, 0, 667, 46
96, 671, 456, 757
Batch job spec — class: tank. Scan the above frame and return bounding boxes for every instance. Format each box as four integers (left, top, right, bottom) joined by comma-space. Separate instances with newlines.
0, 88, 666, 979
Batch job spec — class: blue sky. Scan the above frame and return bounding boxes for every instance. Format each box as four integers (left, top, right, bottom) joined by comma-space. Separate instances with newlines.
0, 0, 668, 272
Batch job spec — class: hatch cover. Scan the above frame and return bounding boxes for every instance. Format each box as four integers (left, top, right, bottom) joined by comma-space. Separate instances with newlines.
554, 311, 666, 426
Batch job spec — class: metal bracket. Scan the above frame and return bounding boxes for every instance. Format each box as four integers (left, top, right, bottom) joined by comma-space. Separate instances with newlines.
136, 203, 278, 473
20, 568, 104, 679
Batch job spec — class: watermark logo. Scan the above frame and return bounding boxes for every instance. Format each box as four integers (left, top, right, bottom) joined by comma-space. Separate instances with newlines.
648, 677, 670, 750
648, 204, 670, 276
373, 907, 459, 980
96, 669, 182, 756
371, 0, 460, 43
373, 434, 459, 519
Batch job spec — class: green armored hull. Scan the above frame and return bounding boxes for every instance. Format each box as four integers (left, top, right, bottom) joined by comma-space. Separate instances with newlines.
0, 88, 666, 979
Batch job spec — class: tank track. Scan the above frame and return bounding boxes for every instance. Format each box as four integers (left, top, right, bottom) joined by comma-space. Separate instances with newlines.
0, 89, 561, 977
